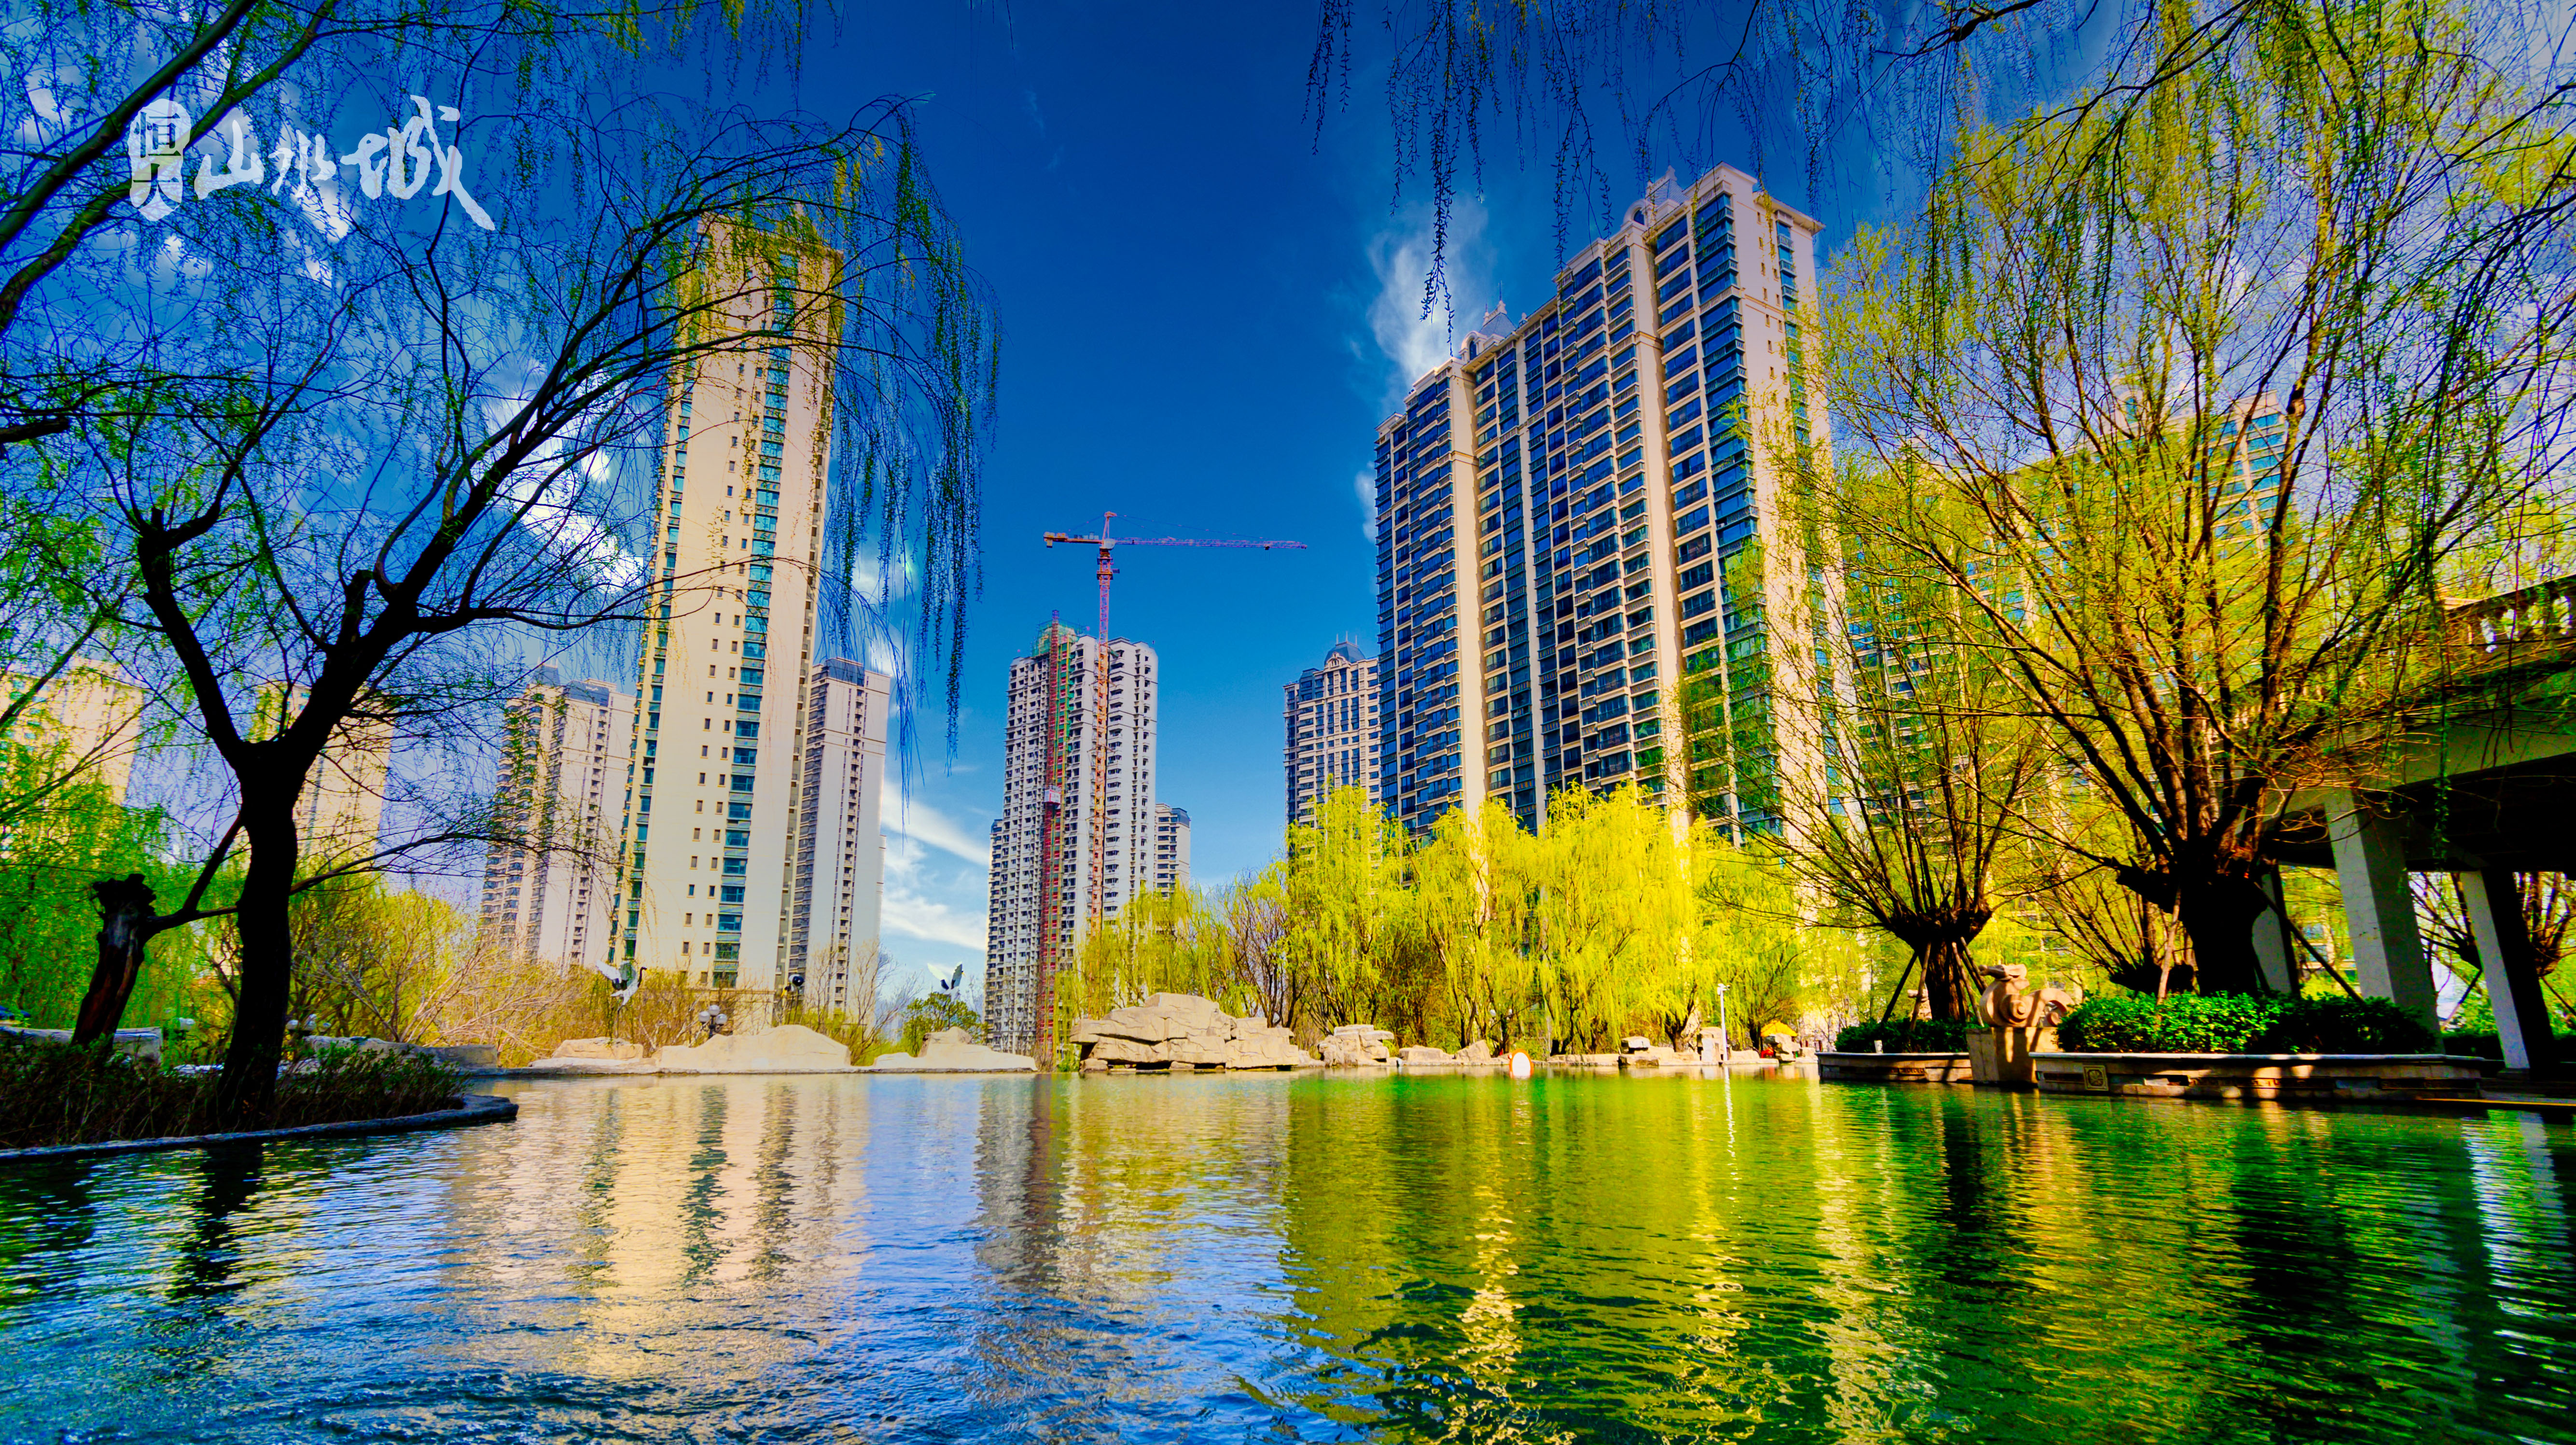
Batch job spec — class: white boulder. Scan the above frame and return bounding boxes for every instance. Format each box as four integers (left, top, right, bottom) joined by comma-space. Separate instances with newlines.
655, 1024, 851, 1073
867, 1026, 1036, 1073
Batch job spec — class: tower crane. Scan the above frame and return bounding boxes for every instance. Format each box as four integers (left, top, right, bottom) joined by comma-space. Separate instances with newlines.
1031, 512, 1303, 1062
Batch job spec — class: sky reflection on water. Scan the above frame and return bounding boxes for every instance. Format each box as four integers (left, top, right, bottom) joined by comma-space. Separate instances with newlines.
0, 1073, 2570, 1443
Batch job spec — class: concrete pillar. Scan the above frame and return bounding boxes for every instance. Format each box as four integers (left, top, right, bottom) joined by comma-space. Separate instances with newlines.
2326, 789, 2437, 1030
2459, 868, 2555, 1073
2251, 867, 2298, 995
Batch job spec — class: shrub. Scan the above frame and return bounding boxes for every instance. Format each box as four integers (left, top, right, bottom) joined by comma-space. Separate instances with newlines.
0, 1036, 464, 1150
2059, 993, 2277, 1052
2253, 995, 2437, 1053
2058, 993, 2440, 1054
1833, 1017, 1969, 1053
2444, 1031, 2504, 1061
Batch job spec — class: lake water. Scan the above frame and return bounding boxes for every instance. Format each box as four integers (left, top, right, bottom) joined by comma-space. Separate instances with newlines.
1, 1072, 2570, 1443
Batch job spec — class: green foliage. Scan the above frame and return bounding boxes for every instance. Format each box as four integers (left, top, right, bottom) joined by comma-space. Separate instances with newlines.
2443, 1032, 2504, 1061
2259, 996, 2438, 1054
2059, 994, 2438, 1053
0, 768, 220, 1031
1834, 1018, 1969, 1053
1076, 784, 1864, 1060
897, 993, 981, 1054
2060, 995, 2281, 1052
0, 1037, 463, 1149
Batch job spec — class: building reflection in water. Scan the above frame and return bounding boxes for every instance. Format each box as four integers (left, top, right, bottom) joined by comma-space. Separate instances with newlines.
0, 1073, 2568, 1443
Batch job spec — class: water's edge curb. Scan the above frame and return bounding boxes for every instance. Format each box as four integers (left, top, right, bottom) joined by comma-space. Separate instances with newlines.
0, 1094, 519, 1164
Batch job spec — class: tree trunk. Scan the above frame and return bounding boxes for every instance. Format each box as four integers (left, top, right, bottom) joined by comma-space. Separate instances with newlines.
2175, 871, 2270, 996
211, 798, 299, 1128
1923, 937, 1977, 1021
70, 873, 158, 1044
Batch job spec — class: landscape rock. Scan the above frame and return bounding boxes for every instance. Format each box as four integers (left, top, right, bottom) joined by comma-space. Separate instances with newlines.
655, 1024, 851, 1073
550, 1037, 647, 1062
1458, 1039, 1495, 1064
1, 1024, 164, 1066
1067, 994, 1321, 1071
418, 1043, 502, 1069
1397, 1045, 1457, 1067
867, 1026, 1036, 1073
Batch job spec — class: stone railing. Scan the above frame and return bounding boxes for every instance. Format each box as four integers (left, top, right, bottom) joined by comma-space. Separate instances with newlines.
2443, 575, 2576, 669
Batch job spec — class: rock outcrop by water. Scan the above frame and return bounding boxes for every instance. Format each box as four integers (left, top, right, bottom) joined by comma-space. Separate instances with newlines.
868, 1027, 1036, 1073
655, 1024, 851, 1073
550, 1037, 646, 1062
1071, 994, 1318, 1071
1317, 1025, 1394, 1066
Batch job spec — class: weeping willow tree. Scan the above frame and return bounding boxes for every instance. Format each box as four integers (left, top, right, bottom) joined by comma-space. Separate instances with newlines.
1240, 783, 1852, 1054
1313, 0, 2574, 312
1755, 452, 2051, 1020
10, 48, 995, 1120
1062, 886, 1255, 1025
1813, 1, 2576, 994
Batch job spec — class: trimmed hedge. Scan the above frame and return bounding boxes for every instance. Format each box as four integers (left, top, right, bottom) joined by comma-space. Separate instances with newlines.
2056, 993, 2437, 1054
1833, 1018, 1969, 1053
0, 1038, 466, 1149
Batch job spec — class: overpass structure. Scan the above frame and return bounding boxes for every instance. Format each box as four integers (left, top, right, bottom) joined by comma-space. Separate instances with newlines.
2269, 575, 2576, 1077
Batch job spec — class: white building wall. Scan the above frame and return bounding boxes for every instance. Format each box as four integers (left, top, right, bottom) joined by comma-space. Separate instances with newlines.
1284, 642, 1381, 826
1153, 804, 1191, 894
480, 671, 629, 970
984, 624, 1162, 1057
618, 225, 837, 991
792, 658, 891, 1014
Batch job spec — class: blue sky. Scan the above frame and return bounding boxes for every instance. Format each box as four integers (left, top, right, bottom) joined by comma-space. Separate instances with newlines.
733, 3, 1842, 996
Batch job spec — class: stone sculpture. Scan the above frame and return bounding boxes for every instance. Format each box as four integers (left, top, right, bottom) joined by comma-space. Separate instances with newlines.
1969, 964, 2085, 1089
1975, 964, 2084, 1029
867, 1027, 1037, 1073
1069, 993, 1320, 1071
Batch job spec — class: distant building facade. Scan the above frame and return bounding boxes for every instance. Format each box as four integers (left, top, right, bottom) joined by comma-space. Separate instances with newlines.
1153, 803, 1191, 894
1283, 642, 1379, 826
255, 682, 393, 864
791, 658, 892, 1013
1373, 163, 1826, 838
0, 659, 145, 803
480, 670, 630, 968
610, 223, 892, 996
984, 622, 1167, 1059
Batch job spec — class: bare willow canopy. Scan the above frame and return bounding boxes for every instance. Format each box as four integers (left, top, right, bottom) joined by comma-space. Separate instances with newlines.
0, 3, 996, 1122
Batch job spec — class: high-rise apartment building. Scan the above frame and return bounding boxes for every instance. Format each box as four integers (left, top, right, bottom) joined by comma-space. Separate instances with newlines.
255, 682, 393, 863
792, 658, 892, 1013
1283, 641, 1379, 826
612, 222, 886, 998
1152, 803, 1191, 894
984, 622, 1167, 1059
480, 669, 630, 968
1, 659, 145, 804
1374, 164, 1824, 837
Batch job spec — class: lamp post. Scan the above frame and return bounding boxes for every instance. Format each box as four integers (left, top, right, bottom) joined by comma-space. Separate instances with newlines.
1715, 984, 1732, 1066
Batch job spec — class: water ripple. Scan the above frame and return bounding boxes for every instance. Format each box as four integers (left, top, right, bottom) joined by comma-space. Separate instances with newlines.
0, 1074, 2569, 1443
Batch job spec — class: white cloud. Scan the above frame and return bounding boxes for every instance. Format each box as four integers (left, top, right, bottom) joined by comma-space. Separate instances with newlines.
1365, 197, 1490, 407
1353, 468, 1379, 541
882, 875, 988, 952
885, 797, 989, 869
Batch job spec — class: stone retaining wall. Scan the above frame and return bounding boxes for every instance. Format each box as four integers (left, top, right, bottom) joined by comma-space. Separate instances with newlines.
1817, 1052, 1976, 1084
2030, 1052, 2488, 1102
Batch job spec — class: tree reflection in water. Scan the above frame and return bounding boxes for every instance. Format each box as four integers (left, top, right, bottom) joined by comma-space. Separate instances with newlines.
0, 1073, 2565, 1444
